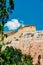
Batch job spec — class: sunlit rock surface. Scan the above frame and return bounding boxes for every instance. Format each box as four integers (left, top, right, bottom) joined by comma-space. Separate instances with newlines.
2, 31, 43, 65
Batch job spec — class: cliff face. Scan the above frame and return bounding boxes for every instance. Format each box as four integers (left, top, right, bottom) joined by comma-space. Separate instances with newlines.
2, 33, 43, 65
4, 25, 36, 43
2, 26, 43, 65
19, 39, 43, 65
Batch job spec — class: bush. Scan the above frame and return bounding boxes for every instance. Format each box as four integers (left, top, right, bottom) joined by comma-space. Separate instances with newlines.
0, 46, 34, 65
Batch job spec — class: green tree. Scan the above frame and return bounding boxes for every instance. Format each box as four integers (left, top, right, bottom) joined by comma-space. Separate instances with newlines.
0, 57, 4, 65
0, 22, 3, 33
0, 0, 14, 44
0, 45, 35, 65
1, 46, 23, 65
22, 54, 33, 62
35, 64, 39, 65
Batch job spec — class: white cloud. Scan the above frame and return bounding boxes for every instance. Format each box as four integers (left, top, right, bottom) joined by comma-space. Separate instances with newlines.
4, 19, 21, 30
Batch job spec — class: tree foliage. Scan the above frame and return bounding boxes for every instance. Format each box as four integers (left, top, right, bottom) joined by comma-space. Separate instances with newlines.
0, 46, 34, 65
0, 0, 14, 43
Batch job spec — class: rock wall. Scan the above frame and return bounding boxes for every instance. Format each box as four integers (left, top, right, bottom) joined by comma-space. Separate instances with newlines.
2, 37, 43, 65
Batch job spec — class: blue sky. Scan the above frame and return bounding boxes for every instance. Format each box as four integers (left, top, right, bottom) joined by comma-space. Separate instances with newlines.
4, 0, 43, 31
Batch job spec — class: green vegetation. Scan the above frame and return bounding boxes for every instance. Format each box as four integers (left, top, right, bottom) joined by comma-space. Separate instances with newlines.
0, 0, 14, 44
0, 45, 40, 65
0, 45, 33, 65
